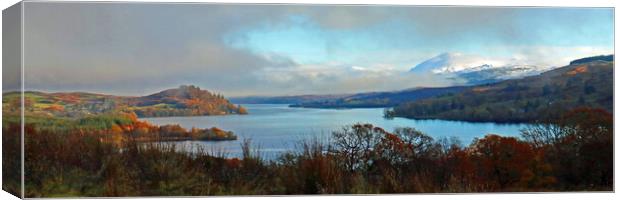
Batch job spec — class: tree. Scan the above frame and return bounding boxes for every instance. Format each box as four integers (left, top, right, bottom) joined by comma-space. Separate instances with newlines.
330, 124, 383, 172
469, 135, 538, 190
520, 107, 612, 188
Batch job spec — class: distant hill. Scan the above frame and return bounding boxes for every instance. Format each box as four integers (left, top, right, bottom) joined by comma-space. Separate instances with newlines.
3, 85, 247, 118
230, 86, 466, 109
290, 86, 467, 108
230, 94, 349, 105
569, 54, 613, 65
389, 56, 613, 123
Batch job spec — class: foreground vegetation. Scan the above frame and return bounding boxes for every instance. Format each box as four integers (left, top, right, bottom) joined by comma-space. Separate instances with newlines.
2, 107, 611, 197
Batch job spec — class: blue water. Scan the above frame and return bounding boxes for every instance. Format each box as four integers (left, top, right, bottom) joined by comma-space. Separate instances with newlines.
142, 104, 528, 159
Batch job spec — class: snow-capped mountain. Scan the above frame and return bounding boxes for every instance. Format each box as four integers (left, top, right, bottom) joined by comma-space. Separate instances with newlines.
455, 65, 545, 85
410, 53, 553, 85
409, 52, 506, 74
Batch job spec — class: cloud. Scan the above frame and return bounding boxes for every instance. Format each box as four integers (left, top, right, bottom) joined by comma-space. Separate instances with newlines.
505, 45, 614, 67
282, 6, 612, 47
2, 4, 22, 92
249, 63, 453, 96
18, 3, 613, 96
22, 3, 298, 95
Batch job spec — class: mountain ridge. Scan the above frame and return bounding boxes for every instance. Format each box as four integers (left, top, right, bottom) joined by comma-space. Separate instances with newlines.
230, 86, 467, 108
289, 86, 467, 108
389, 56, 614, 123
409, 52, 553, 85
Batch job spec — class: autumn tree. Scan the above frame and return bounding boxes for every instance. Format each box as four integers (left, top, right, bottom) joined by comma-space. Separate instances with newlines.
468, 135, 542, 190
522, 107, 613, 189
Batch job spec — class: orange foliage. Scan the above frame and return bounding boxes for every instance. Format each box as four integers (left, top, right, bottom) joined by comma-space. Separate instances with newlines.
472, 87, 491, 93
184, 98, 202, 107
44, 104, 65, 112
110, 124, 124, 134
565, 65, 588, 75
55, 93, 82, 104
469, 135, 538, 190
226, 158, 242, 168
211, 127, 229, 138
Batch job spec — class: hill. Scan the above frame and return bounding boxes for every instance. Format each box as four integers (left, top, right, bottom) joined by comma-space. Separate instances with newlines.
569, 54, 613, 65
2, 85, 247, 118
230, 86, 466, 109
229, 94, 349, 105
290, 86, 467, 108
388, 56, 613, 123
128, 85, 247, 117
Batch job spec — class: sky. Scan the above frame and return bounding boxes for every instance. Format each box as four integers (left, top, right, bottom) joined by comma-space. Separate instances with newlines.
11, 2, 614, 96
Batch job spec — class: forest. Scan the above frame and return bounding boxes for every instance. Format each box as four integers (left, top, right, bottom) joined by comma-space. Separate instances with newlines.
2, 107, 612, 197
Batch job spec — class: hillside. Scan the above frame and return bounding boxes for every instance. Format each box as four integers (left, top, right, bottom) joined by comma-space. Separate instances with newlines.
569, 54, 613, 65
230, 94, 349, 105
388, 56, 613, 123
290, 86, 467, 108
2, 85, 247, 118
230, 86, 466, 109
128, 85, 247, 117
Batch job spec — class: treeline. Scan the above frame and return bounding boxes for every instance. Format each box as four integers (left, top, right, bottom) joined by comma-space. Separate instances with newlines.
569, 54, 613, 65
78, 113, 238, 142
387, 60, 613, 123
2, 112, 237, 143
290, 86, 466, 109
131, 103, 247, 118
2, 107, 611, 197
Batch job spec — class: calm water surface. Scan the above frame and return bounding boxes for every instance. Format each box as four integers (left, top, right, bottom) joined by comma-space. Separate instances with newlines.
142, 104, 529, 159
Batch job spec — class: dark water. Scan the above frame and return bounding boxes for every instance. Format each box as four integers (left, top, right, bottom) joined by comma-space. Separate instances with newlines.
142, 104, 528, 159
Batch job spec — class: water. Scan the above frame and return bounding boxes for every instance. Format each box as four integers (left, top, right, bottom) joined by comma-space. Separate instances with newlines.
142, 104, 529, 159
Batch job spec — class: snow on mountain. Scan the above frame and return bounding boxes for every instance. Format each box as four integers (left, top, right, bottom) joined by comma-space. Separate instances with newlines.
410, 53, 553, 84
409, 53, 506, 74
455, 65, 545, 85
